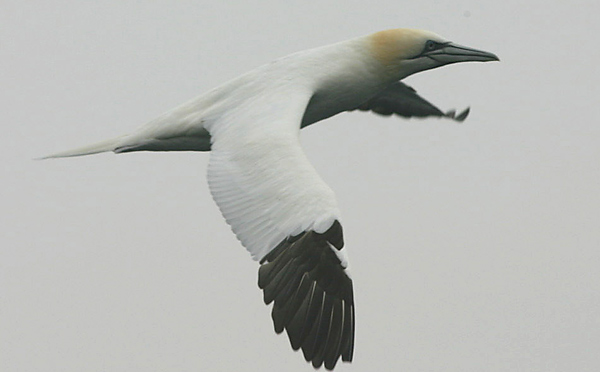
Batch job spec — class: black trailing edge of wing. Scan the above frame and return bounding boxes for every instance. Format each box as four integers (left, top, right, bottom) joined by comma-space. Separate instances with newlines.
258, 220, 354, 370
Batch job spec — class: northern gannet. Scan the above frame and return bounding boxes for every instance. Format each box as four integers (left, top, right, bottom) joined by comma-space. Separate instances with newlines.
44, 29, 498, 370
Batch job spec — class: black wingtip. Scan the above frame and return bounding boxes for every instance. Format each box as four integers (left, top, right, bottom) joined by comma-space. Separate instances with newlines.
258, 221, 354, 370
445, 107, 470, 122
454, 107, 470, 122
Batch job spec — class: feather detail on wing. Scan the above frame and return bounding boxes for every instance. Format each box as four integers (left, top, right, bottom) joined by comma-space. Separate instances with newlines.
206, 88, 341, 261
205, 87, 354, 368
259, 221, 354, 370
356, 81, 470, 121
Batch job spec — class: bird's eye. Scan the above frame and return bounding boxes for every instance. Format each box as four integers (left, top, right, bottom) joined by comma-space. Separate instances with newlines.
426, 40, 436, 50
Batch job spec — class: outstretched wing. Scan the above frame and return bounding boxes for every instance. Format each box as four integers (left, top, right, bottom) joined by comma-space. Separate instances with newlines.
206, 87, 354, 369
356, 81, 470, 121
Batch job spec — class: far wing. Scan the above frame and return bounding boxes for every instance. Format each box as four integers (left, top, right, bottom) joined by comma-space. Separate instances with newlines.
356, 81, 470, 121
206, 87, 354, 369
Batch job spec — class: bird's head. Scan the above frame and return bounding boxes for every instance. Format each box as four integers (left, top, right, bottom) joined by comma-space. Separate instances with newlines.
368, 28, 499, 79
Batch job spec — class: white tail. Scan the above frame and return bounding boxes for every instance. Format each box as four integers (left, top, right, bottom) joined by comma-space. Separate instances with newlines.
41, 136, 124, 159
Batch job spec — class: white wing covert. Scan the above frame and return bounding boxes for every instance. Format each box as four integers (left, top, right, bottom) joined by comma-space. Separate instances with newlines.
206, 87, 354, 369
206, 87, 339, 261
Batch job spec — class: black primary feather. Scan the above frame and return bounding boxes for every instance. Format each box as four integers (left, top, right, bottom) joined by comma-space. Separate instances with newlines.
258, 221, 354, 370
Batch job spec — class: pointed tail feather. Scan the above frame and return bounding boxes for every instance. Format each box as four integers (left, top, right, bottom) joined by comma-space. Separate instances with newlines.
40, 136, 124, 159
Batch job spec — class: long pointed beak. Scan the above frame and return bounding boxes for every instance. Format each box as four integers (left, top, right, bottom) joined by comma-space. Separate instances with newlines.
426, 42, 499, 64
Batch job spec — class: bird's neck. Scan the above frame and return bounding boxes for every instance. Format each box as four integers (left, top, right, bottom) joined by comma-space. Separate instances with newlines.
299, 38, 396, 127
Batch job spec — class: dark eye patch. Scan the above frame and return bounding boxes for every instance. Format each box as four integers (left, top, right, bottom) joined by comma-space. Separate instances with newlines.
423, 40, 450, 53
407, 40, 450, 60
426, 40, 437, 50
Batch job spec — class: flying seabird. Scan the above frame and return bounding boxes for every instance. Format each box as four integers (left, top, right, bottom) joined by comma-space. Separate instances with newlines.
44, 29, 498, 370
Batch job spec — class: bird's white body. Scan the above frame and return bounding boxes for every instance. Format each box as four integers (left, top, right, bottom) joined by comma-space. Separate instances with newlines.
116, 36, 387, 153
45, 29, 498, 370
119, 36, 383, 265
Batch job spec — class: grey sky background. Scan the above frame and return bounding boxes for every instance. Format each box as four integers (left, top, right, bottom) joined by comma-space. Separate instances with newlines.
2, 1, 599, 371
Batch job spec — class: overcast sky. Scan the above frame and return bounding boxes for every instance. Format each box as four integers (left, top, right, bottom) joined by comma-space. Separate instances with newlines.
2, 1, 599, 371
